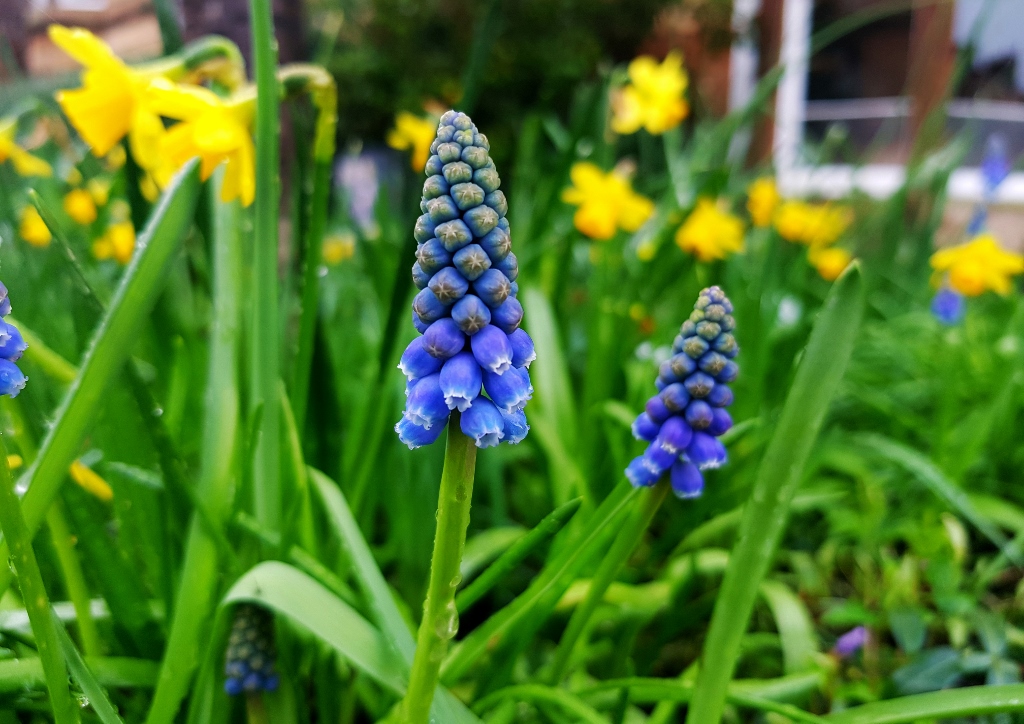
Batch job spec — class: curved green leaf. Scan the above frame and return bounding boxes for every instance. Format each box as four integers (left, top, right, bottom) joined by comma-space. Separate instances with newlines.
824, 684, 1024, 723
53, 611, 125, 724
475, 685, 611, 724
760, 580, 818, 674
223, 561, 408, 694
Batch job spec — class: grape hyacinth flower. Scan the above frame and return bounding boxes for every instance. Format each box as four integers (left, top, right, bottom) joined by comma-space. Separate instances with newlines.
396, 110, 534, 449
833, 626, 868, 658
627, 286, 738, 498
224, 604, 279, 695
0, 281, 27, 399
931, 287, 965, 326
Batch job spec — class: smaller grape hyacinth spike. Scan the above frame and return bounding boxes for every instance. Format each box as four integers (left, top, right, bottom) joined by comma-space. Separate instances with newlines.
625, 286, 737, 498
931, 287, 965, 326
0, 281, 27, 399
224, 604, 280, 696
396, 111, 533, 449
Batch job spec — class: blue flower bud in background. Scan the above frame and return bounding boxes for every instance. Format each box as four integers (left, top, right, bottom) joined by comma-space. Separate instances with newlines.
981, 133, 1011, 197
625, 286, 737, 498
0, 282, 26, 398
224, 604, 279, 696
931, 287, 965, 326
396, 111, 532, 448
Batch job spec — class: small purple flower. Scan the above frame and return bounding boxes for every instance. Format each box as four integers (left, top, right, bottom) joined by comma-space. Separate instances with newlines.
461, 397, 505, 448
833, 626, 868, 658
399, 336, 444, 381
404, 374, 449, 429
671, 459, 704, 499
508, 329, 536, 369
471, 325, 512, 374
440, 352, 482, 411
482, 367, 532, 414
500, 408, 529, 444
931, 288, 965, 326
396, 416, 448, 449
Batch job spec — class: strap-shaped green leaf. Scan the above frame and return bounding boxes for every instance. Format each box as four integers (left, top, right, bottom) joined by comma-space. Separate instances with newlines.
824, 684, 1024, 723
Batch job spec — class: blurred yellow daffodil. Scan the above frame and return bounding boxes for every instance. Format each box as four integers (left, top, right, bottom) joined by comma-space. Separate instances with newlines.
19, 206, 52, 248
92, 221, 136, 264
675, 198, 745, 262
49, 25, 167, 173
611, 52, 690, 136
809, 246, 853, 281
930, 235, 1024, 296
773, 200, 851, 247
323, 232, 356, 265
562, 162, 654, 240
747, 177, 780, 228
387, 112, 438, 172
87, 177, 111, 207
6, 455, 23, 470
0, 118, 52, 177
64, 188, 97, 225
69, 460, 114, 502
147, 79, 256, 205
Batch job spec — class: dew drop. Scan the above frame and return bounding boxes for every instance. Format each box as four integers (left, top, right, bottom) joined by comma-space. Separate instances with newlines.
434, 600, 459, 641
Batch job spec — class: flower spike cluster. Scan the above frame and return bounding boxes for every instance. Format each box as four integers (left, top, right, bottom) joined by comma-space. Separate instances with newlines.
0, 282, 28, 398
396, 111, 535, 449
627, 286, 737, 498
224, 604, 279, 695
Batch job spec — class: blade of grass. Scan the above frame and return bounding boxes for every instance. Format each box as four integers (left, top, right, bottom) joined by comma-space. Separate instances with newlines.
146, 179, 242, 724
52, 610, 125, 724
0, 439, 77, 724
684, 264, 864, 724
0, 657, 158, 692
47, 502, 102, 657
0, 160, 202, 596
456, 498, 582, 612
474, 685, 610, 724
249, 0, 282, 535
823, 684, 1024, 723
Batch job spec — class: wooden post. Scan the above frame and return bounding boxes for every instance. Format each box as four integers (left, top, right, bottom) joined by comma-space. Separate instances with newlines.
905, 0, 956, 152
749, 0, 786, 165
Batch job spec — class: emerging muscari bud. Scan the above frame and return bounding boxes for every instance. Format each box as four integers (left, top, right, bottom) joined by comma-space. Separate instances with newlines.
396, 111, 533, 449
625, 286, 738, 498
0, 281, 26, 399
224, 604, 279, 696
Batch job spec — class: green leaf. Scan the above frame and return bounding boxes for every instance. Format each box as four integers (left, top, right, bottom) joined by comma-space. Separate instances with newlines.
0, 160, 202, 596
52, 611, 125, 724
686, 264, 864, 724
760, 580, 818, 674
460, 527, 526, 583
0, 657, 158, 693
456, 498, 582, 612
824, 684, 1024, 723
475, 685, 611, 724
223, 561, 408, 694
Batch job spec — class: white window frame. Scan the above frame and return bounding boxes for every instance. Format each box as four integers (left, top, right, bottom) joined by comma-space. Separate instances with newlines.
772, 0, 1024, 203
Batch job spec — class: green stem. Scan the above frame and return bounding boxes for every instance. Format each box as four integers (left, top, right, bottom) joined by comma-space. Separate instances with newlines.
662, 126, 688, 208
47, 503, 102, 657
684, 265, 864, 724
548, 480, 669, 683
0, 437, 78, 724
401, 416, 478, 724
290, 160, 331, 431
249, 0, 282, 535
245, 692, 271, 724
145, 178, 241, 724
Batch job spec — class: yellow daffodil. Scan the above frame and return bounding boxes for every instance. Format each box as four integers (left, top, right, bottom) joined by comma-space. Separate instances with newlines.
147, 79, 256, 205
69, 460, 114, 502
49, 25, 167, 171
0, 118, 52, 177
92, 221, 136, 264
561, 162, 654, 240
87, 177, 111, 206
930, 235, 1024, 296
747, 177, 780, 227
611, 52, 690, 136
6, 455, 23, 470
774, 200, 851, 247
323, 232, 356, 265
64, 188, 97, 225
809, 246, 853, 281
19, 206, 52, 247
105, 144, 127, 170
675, 198, 745, 262
387, 112, 438, 172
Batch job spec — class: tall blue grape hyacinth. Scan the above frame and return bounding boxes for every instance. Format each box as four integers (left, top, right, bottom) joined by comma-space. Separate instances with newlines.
224, 604, 279, 696
626, 286, 738, 498
396, 110, 535, 449
0, 282, 28, 399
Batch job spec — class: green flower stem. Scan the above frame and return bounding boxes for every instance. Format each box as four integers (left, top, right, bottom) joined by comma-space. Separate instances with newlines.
0, 162, 201, 598
401, 416, 478, 724
245, 692, 271, 724
146, 180, 241, 724
0, 438, 78, 724
290, 159, 331, 430
249, 0, 282, 535
548, 479, 670, 683
47, 503, 102, 657
684, 265, 864, 724
661, 126, 690, 208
